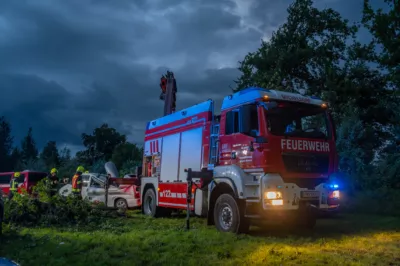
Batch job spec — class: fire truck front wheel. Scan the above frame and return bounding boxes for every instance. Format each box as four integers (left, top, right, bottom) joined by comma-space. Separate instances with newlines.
143, 188, 160, 218
214, 193, 249, 234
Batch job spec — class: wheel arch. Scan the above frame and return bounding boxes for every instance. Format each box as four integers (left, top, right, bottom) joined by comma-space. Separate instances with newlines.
207, 180, 236, 226
141, 183, 156, 214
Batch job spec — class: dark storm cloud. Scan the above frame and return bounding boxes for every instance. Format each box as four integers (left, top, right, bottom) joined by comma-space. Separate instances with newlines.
0, 0, 370, 153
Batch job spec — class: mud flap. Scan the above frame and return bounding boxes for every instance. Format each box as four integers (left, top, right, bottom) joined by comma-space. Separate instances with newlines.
194, 188, 208, 217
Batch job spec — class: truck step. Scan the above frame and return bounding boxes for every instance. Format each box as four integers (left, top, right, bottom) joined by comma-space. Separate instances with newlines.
246, 199, 260, 203
245, 182, 259, 186
245, 214, 261, 219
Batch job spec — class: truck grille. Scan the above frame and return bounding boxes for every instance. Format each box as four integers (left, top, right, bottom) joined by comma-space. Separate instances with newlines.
282, 153, 329, 174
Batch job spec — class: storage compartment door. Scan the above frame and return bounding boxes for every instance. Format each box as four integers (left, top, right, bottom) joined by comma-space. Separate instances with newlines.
178, 127, 203, 180
160, 133, 181, 182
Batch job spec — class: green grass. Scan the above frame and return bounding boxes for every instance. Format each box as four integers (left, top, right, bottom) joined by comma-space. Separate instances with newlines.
1, 212, 399, 266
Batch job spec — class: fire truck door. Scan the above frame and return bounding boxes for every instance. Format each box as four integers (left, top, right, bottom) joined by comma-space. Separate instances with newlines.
86, 176, 106, 204
232, 134, 255, 168
230, 104, 260, 169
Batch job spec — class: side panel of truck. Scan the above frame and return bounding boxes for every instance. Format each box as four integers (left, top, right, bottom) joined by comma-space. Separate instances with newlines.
142, 100, 213, 210
160, 133, 180, 182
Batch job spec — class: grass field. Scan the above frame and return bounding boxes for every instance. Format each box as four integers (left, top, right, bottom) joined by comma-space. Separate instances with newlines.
0, 211, 399, 266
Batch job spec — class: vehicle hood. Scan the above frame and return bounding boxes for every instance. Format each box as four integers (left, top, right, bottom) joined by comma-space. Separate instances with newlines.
105, 161, 119, 178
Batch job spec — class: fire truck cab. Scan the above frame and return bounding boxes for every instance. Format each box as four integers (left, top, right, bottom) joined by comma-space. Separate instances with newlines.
141, 87, 340, 233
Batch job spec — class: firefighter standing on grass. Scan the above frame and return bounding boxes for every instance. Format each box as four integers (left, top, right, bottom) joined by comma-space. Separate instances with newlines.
9, 172, 21, 200
47, 168, 59, 196
72, 166, 85, 198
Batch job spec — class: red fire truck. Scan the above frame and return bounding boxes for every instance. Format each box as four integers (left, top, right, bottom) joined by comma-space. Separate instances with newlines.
139, 75, 340, 233
0, 170, 48, 196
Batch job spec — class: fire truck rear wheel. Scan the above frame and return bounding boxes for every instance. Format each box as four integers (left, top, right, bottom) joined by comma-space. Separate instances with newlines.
143, 188, 160, 218
214, 193, 249, 234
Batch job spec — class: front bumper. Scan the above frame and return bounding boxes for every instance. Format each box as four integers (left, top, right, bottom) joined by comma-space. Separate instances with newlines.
253, 173, 340, 213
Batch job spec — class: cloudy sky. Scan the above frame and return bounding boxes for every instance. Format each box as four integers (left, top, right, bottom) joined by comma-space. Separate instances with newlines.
0, 0, 384, 155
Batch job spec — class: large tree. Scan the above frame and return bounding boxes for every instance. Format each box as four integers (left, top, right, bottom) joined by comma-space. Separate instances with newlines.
21, 127, 38, 164
40, 141, 60, 170
59, 146, 71, 164
0, 116, 13, 171
363, 0, 400, 89
77, 123, 126, 166
111, 142, 142, 170
10, 147, 22, 171
235, 0, 357, 96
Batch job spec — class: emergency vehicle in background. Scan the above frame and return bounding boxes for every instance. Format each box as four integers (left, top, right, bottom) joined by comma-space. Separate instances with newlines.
138, 73, 341, 233
0, 171, 47, 196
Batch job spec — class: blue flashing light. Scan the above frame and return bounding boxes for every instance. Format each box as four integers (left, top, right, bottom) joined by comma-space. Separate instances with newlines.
329, 184, 339, 189
238, 87, 271, 95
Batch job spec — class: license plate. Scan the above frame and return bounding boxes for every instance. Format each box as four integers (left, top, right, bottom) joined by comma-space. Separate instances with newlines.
301, 191, 320, 198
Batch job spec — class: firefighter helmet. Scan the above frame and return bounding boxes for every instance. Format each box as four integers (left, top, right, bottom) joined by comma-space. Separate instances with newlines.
50, 168, 57, 174
14, 172, 21, 178
76, 166, 85, 173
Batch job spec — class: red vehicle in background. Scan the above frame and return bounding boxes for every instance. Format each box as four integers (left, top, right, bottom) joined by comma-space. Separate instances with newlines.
0, 170, 48, 196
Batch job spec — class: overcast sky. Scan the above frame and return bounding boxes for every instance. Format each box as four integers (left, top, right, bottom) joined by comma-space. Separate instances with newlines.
0, 0, 384, 155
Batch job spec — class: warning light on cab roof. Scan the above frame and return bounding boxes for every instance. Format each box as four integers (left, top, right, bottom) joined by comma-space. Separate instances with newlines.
321, 103, 327, 108
263, 95, 269, 100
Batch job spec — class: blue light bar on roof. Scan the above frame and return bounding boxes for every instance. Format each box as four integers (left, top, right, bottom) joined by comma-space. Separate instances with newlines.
238, 87, 271, 95
329, 184, 339, 189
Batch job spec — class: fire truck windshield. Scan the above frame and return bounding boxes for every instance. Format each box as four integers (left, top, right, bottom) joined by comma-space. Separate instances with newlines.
266, 102, 331, 140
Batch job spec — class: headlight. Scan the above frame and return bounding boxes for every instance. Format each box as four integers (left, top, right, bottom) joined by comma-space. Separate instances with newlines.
329, 190, 340, 199
264, 191, 282, 199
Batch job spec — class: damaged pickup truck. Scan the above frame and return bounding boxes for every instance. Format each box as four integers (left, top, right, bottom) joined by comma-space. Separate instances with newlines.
59, 162, 141, 209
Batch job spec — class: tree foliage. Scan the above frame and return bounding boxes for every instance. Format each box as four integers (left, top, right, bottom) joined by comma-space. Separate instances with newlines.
111, 142, 142, 170
236, 0, 357, 95
40, 141, 60, 170
76, 123, 127, 165
363, 0, 400, 88
0, 116, 13, 171
21, 127, 38, 165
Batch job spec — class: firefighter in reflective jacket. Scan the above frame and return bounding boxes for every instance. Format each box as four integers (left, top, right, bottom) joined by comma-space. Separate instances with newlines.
72, 166, 85, 198
47, 168, 59, 196
9, 172, 21, 200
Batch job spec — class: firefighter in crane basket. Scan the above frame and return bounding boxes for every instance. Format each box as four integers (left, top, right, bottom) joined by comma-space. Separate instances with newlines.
71, 166, 85, 199
160, 75, 167, 100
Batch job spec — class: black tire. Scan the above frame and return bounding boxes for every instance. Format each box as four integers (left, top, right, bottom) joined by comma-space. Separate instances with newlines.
142, 188, 160, 218
214, 193, 249, 234
115, 198, 128, 209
